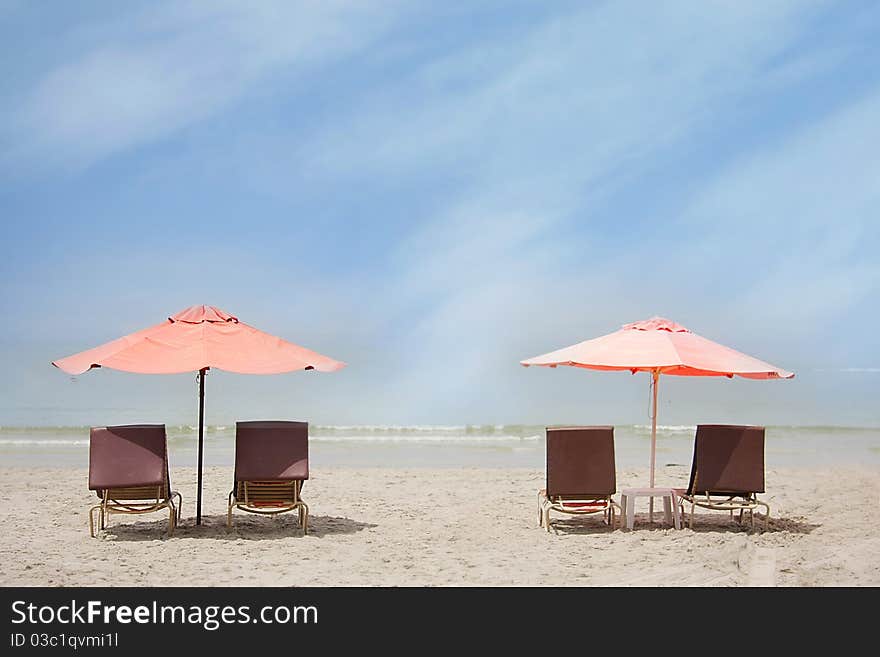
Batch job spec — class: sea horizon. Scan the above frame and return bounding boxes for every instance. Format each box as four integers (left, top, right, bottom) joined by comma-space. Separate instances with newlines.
2, 422, 878, 469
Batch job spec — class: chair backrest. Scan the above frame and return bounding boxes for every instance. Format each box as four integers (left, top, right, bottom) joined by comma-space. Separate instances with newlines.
685, 424, 765, 495
234, 421, 309, 482
88, 424, 169, 494
545, 426, 616, 498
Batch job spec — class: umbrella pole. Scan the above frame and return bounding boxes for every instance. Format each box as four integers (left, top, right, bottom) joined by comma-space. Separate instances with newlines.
196, 368, 206, 526
649, 369, 659, 522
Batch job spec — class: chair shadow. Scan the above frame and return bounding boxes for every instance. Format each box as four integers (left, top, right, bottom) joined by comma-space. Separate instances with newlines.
545, 518, 619, 535
678, 513, 820, 535
99, 513, 377, 542
547, 513, 819, 535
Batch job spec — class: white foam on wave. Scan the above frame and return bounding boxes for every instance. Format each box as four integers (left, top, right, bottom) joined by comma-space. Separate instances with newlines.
312, 433, 543, 443
0, 439, 88, 446
316, 425, 469, 432
632, 424, 696, 433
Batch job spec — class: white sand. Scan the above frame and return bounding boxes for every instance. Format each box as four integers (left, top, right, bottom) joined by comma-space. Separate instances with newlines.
1, 465, 878, 586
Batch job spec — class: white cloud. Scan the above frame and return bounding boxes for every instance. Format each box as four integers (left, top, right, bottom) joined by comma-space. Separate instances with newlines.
305, 1, 828, 181
815, 368, 880, 373
670, 89, 880, 351
3, 1, 409, 172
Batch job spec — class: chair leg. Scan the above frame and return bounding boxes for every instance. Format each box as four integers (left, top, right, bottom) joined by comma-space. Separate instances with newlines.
173, 492, 183, 524
227, 492, 234, 529
88, 504, 102, 538
300, 502, 309, 535
167, 504, 175, 537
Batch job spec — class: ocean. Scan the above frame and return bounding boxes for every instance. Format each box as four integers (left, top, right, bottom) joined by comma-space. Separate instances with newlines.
1, 423, 878, 469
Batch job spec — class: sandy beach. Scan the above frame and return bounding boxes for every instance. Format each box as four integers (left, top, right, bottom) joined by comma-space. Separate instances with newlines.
1, 464, 877, 587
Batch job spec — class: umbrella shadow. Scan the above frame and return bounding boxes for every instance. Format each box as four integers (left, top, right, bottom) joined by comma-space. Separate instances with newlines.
98, 514, 376, 542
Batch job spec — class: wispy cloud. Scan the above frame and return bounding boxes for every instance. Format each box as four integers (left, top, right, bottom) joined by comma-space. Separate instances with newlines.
814, 368, 880, 373
305, 1, 829, 181
669, 88, 880, 356
2, 1, 409, 172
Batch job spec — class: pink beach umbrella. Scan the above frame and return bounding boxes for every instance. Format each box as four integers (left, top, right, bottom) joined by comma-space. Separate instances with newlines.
53, 305, 346, 525
521, 317, 793, 495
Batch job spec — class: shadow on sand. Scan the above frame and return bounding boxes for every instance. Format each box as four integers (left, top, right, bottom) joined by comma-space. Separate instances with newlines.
681, 513, 820, 535
546, 512, 819, 535
542, 517, 619, 535
99, 514, 377, 542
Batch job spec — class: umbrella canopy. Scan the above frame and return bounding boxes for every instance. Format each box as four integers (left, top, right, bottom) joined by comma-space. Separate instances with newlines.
521, 316, 792, 504
53, 304, 345, 375
53, 304, 346, 524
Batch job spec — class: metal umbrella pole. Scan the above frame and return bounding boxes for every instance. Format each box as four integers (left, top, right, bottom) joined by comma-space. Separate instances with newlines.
649, 369, 659, 522
196, 368, 207, 525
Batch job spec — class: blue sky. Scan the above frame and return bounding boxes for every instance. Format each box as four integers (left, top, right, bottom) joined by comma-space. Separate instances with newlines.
1, 0, 878, 427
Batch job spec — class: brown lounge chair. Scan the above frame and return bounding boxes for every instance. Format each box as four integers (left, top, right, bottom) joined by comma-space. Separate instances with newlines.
538, 425, 620, 532
88, 424, 182, 538
227, 420, 310, 534
674, 424, 770, 529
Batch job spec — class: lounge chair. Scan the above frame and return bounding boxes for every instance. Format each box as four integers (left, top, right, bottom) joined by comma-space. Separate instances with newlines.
538, 425, 620, 532
227, 420, 310, 534
88, 424, 182, 538
674, 424, 770, 529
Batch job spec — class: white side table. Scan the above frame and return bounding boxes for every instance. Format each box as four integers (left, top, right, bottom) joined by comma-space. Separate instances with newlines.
620, 487, 682, 530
